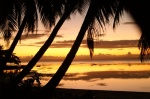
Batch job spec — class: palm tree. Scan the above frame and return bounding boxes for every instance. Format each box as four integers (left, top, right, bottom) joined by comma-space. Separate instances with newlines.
0, 0, 39, 74
29, 0, 150, 98
0, 0, 62, 97
5, 0, 38, 62
0, 0, 61, 74
0, 0, 17, 41
0, 45, 21, 66
1, 0, 88, 98
1, 0, 66, 73
8, 0, 88, 88
0, 0, 18, 74
2, 0, 149, 98
28, 0, 118, 98
125, 1, 150, 62
113, 0, 150, 61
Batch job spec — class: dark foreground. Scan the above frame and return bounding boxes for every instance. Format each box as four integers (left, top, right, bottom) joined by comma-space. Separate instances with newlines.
1, 86, 150, 99
55, 88, 150, 99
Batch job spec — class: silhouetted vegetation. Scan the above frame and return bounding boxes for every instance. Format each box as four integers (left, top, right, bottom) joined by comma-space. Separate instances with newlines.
0, 0, 150, 99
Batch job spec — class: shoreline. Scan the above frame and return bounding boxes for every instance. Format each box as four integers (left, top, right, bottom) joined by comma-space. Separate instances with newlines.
1, 85, 150, 99
55, 88, 150, 99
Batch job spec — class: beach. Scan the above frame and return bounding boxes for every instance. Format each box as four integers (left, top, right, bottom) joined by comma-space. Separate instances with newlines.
54, 88, 150, 99
1, 85, 150, 99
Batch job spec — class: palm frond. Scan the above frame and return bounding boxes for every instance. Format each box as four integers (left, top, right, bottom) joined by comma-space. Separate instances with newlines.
36, 0, 63, 29
0, 0, 18, 42
86, 0, 118, 59
24, 0, 38, 33
87, 25, 94, 59
61, 0, 89, 20
14, 0, 25, 28
138, 33, 150, 62
123, 0, 150, 62
113, 0, 125, 29
0, 19, 17, 45
75, 0, 89, 15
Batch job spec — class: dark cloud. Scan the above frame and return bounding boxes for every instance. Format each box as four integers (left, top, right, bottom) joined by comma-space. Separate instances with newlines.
50, 43, 73, 48
34, 30, 50, 33
18, 39, 139, 48
56, 40, 75, 43
20, 34, 47, 40
52, 39, 138, 48
17, 41, 45, 47
123, 22, 135, 25
35, 41, 45, 45
39, 39, 138, 48
35, 40, 74, 48
82, 40, 139, 48
17, 34, 63, 40
18, 44, 41, 47
55, 34, 64, 38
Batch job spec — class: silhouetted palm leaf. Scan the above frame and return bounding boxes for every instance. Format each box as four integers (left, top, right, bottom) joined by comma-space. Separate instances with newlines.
36, 0, 64, 29
86, 0, 118, 58
0, 0, 17, 43
9, 53, 21, 65
112, 0, 150, 61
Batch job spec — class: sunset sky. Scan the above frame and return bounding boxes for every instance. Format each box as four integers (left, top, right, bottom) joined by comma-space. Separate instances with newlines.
0, 11, 141, 57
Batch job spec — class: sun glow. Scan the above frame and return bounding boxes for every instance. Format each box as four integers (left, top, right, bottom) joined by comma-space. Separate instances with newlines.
0, 12, 142, 58
14, 44, 141, 57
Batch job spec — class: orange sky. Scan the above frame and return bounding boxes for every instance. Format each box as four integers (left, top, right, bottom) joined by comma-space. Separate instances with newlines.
0, 11, 141, 57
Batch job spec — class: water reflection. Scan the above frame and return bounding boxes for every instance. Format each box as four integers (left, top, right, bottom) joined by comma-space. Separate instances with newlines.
30, 61, 150, 92
61, 71, 150, 81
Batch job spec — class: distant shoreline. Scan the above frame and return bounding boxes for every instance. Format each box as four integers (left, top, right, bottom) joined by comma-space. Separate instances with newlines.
19, 54, 145, 62
20, 60, 150, 64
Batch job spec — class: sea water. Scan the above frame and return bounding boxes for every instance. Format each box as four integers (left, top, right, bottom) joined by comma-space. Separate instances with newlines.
21, 60, 150, 92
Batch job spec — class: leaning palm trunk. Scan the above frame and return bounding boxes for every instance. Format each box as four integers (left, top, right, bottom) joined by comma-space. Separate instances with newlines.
28, 2, 95, 99
6, 7, 74, 89
6, 15, 27, 60
0, 15, 27, 74
1, 9, 73, 99
5, 17, 26, 61
28, 0, 118, 98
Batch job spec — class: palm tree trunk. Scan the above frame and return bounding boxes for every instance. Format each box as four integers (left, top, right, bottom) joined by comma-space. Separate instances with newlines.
6, 16, 27, 60
0, 15, 28, 99
1, 8, 73, 99
0, 15, 27, 74
30, 2, 95, 98
8, 8, 73, 88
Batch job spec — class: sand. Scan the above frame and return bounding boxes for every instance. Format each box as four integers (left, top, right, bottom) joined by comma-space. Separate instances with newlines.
54, 88, 150, 99
1, 85, 150, 99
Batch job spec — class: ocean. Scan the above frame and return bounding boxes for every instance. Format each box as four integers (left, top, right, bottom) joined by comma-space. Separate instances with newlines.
21, 60, 150, 92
